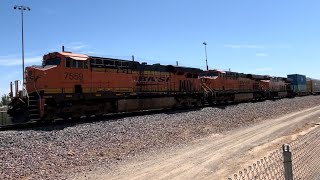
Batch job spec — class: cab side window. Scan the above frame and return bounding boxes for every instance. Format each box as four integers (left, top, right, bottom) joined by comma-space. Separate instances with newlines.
66, 58, 71, 67
73, 60, 83, 68
66, 57, 88, 69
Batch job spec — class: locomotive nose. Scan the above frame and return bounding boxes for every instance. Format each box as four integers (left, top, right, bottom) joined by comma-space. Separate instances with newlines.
26, 68, 34, 83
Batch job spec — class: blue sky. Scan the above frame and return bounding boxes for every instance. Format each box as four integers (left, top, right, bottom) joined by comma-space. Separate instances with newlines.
1, 0, 320, 96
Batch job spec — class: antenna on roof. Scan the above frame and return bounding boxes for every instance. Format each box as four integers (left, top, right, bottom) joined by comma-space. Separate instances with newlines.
132, 55, 135, 62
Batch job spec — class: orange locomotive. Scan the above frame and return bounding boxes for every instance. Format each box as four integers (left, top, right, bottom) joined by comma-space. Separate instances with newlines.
260, 77, 289, 98
8, 51, 204, 122
200, 70, 275, 103
7, 51, 292, 123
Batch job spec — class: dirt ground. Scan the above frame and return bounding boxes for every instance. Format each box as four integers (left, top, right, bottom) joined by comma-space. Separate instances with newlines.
71, 106, 320, 180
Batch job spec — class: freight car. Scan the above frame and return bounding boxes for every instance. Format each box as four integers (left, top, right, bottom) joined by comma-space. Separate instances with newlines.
6, 50, 297, 123
307, 78, 320, 95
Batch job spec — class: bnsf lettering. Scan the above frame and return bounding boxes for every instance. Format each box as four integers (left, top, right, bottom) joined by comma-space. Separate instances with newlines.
138, 76, 170, 82
64, 72, 84, 81
148, 77, 155, 82
158, 77, 166, 82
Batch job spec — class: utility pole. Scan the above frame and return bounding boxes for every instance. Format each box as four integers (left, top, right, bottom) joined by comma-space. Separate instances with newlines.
14, 5, 31, 90
203, 42, 208, 70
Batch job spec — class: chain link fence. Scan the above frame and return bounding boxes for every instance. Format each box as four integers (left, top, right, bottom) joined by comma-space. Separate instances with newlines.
228, 149, 284, 180
290, 125, 320, 179
228, 125, 320, 180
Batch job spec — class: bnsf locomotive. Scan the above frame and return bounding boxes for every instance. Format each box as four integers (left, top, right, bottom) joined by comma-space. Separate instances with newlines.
6, 50, 314, 122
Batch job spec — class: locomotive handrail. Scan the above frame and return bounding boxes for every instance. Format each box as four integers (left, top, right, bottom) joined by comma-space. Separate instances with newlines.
201, 82, 214, 95
16, 80, 29, 107
22, 84, 29, 107
201, 82, 217, 102
33, 81, 42, 116
201, 83, 208, 94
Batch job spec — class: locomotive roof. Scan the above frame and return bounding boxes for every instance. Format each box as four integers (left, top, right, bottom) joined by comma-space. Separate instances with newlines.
56, 52, 203, 73
89, 55, 135, 63
58, 52, 89, 61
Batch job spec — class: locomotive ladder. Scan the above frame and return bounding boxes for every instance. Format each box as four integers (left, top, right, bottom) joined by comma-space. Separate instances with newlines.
201, 82, 215, 99
27, 95, 40, 121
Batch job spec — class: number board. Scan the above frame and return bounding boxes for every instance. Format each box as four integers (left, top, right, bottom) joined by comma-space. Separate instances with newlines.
64, 72, 84, 81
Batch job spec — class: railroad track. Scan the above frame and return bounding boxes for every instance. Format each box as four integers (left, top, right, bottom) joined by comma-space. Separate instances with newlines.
0, 106, 207, 131
1, 99, 264, 131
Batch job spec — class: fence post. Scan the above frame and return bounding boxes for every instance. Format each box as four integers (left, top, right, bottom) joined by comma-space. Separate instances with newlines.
283, 144, 293, 180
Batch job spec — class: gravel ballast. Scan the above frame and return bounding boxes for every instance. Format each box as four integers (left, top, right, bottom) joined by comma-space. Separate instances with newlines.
1, 96, 320, 179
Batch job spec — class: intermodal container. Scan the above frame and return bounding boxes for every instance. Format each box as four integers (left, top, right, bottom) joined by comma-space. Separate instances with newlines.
287, 74, 307, 85
312, 79, 320, 93
291, 84, 307, 93
307, 80, 312, 93
307, 79, 320, 94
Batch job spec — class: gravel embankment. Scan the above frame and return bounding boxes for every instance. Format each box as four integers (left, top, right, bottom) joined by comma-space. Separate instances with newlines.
1, 96, 320, 179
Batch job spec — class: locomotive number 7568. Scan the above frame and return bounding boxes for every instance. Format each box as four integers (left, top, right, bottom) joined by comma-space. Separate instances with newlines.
64, 72, 84, 81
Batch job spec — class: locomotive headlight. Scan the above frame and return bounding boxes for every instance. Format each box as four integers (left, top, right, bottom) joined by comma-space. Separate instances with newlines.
27, 70, 34, 82
28, 70, 33, 76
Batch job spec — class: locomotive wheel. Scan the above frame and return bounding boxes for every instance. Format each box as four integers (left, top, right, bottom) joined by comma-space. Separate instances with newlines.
95, 114, 104, 120
71, 116, 81, 121
62, 114, 71, 121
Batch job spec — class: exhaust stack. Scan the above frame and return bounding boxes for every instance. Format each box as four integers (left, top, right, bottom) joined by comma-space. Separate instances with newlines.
14, 80, 19, 97
10, 82, 13, 98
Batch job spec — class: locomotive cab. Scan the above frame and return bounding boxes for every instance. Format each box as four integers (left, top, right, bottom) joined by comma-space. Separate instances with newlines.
25, 52, 89, 95
42, 52, 89, 68
42, 55, 61, 67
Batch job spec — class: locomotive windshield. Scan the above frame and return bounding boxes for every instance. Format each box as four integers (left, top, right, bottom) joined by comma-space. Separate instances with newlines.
42, 57, 61, 66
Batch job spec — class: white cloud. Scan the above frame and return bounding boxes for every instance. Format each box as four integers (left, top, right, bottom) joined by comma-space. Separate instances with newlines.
0, 42, 93, 67
255, 53, 268, 57
0, 55, 42, 66
67, 42, 87, 51
57, 42, 88, 53
55, 42, 101, 55
224, 44, 265, 49
272, 44, 293, 49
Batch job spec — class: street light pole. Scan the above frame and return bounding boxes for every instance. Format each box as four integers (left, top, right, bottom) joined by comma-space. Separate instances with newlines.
203, 42, 208, 70
14, 5, 31, 89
